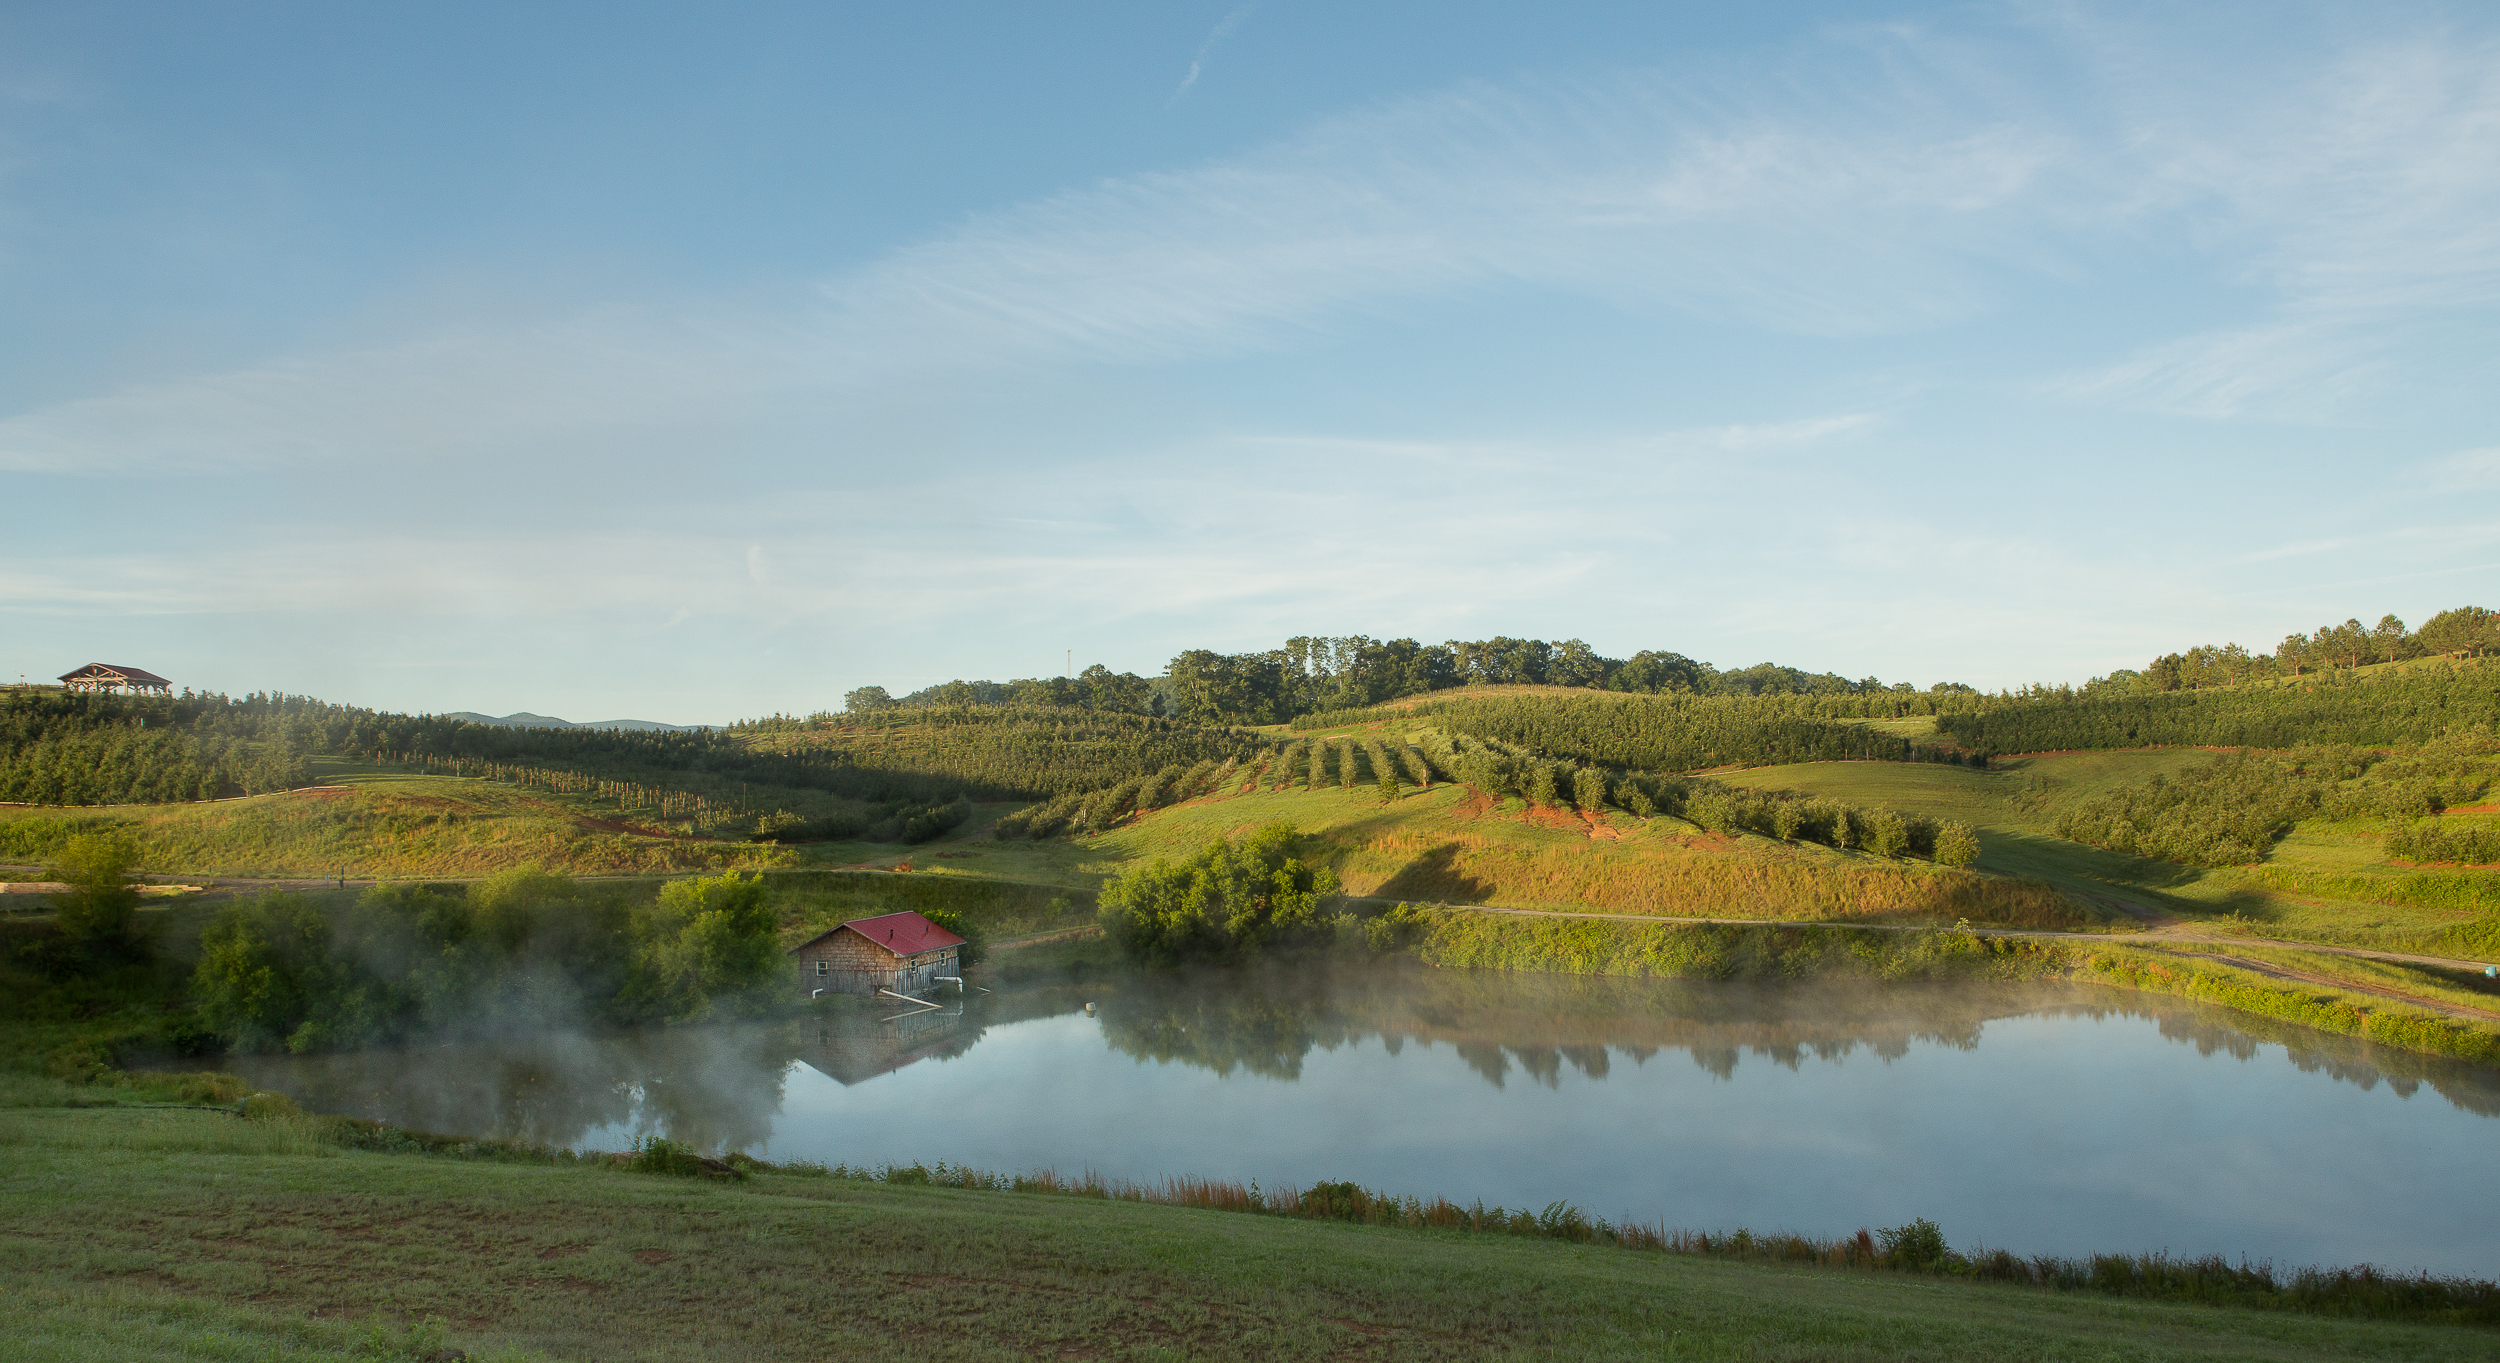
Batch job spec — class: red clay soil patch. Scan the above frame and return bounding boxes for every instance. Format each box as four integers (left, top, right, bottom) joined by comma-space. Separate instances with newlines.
633, 1249, 675, 1265
1579, 810, 1624, 841
2445, 803, 2500, 815
1451, 788, 1498, 820
1521, 803, 1589, 833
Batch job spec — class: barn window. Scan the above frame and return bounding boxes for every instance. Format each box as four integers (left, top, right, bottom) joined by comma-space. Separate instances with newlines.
814, 960, 827, 977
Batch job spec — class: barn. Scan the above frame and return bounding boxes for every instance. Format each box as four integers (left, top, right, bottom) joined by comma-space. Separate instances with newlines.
790, 910, 966, 1000
58, 663, 174, 695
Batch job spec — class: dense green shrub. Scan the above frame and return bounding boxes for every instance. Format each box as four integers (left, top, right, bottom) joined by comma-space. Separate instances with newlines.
2386, 820, 2500, 866
2053, 743, 2495, 868
1098, 823, 1341, 964
191, 867, 784, 1052
45, 833, 148, 963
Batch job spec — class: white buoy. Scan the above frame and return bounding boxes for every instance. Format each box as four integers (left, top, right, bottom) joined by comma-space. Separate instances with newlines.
1085, 1001, 1096, 1016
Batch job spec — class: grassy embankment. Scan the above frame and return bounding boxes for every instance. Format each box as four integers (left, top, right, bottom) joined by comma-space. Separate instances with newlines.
5, 1100, 2495, 1363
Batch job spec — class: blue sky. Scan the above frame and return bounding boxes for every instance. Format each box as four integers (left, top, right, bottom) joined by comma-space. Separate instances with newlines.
3, 1, 2495, 722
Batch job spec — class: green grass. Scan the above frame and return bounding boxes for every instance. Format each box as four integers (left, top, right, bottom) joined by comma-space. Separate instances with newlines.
1068, 778, 2092, 927
2, 1105, 2491, 1362
1716, 753, 2500, 949
0, 759, 800, 879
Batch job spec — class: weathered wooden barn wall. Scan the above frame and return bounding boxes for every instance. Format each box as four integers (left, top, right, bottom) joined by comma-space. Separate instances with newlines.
794, 928, 959, 998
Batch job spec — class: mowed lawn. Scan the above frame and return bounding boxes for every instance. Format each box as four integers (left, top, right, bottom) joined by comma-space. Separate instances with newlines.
3, 1106, 2488, 1363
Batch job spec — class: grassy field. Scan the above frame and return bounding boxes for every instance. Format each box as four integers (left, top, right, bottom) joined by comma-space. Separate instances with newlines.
3, 1102, 2491, 1363
1060, 777, 2099, 928
1716, 752, 2499, 952
0, 757, 798, 880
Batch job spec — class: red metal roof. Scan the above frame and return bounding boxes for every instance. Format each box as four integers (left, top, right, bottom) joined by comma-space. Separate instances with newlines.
840, 910, 965, 957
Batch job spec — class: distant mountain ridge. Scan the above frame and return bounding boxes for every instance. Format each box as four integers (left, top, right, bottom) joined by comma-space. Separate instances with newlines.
439, 711, 703, 733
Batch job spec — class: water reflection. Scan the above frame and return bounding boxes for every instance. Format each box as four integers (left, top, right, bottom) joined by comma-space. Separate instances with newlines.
231, 963, 2500, 1156
220, 962, 2500, 1273
232, 1023, 800, 1154
1091, 964, 2500, 1113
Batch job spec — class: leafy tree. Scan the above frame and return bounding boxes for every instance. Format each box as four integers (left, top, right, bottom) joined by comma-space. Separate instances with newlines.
642, 871, 784, 1020
1549, 639, 1612, 688
1934, 821, 1981, 868
2372, 614, 2413, 664
1877, 1219, 1951, 1272
192, 868, 785, 1052
1097, 824, 1341, 963
1569, 765, 1608, 812
844, 686, 896, 714
1771, 800, 1803, 841
2420, 606, 2497, 658
48, 833, 147, 961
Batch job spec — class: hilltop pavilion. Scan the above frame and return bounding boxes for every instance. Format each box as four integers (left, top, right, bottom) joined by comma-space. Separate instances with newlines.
57, 664, 174, 696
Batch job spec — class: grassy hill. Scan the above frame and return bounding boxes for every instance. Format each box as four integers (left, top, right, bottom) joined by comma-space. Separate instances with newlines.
0, 758, 798, 879
1716, 750, 2500, 953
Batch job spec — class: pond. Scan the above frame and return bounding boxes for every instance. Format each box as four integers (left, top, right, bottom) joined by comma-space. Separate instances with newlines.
230, 965, 2500, 1278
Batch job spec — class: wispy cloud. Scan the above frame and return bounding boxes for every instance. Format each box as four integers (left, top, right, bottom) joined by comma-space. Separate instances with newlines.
2429, 446, 2500, 491
1172, 4, 1258, 103
2, 9, 2492, 488
2050, 25, 2500, 417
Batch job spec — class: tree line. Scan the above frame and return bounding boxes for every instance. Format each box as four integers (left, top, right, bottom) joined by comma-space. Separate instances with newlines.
2135, 606, 2494, 693
1, 689, 335, 805
2, 689, 1263, 847
191, 868, 785, 1052
2049, 742, 2494, 868
1298, 692, 1985, 772
847, 637, 1980, 729
1936, 662, 2500, 757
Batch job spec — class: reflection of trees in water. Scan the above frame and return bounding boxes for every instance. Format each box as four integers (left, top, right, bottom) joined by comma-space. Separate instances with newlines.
1101, 984, 1355, 1080
237, 966, 2500, 1150
1088, 962, 2500, 1111
1093, 965, 2016, 1091
230, 1023, 801, 1154
2148, 1004, 2500, 1117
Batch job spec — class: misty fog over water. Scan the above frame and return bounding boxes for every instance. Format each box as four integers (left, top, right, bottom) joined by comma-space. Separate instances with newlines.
232, 968, 2500, 1277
